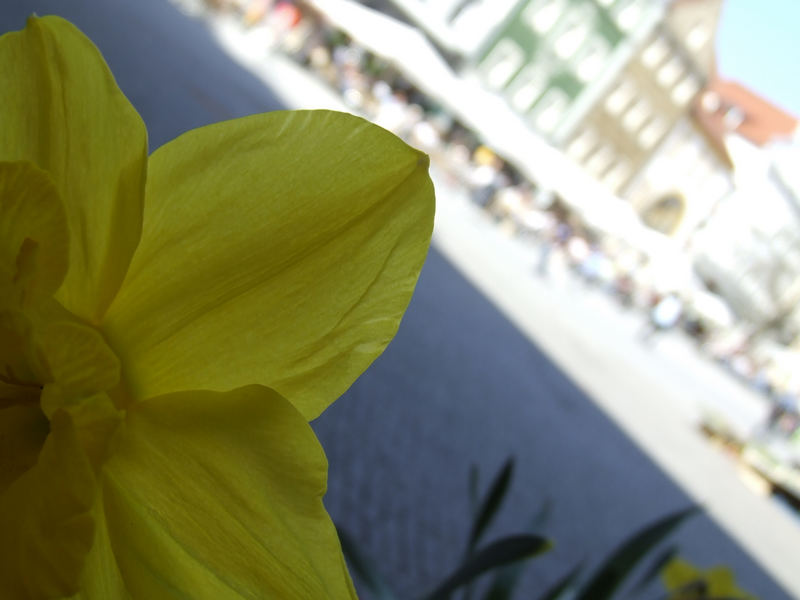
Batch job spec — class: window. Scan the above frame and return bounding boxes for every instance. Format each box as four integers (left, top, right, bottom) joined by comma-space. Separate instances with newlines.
724, 106, 745, 129
686, 23, 709, 51
585, 144, 615, 177
641, 36, 668, 68
622, 99, 650, 132
452, 0, 519, 41
671, 75, 699, 105
567, 127, 598, 160
604, 78, 635, 115
603, 160, 632, 192
525, 0, 567, 34
700, 90, 720, 113
553, 5, 594, 59
613, 0, 642, 31
508, 65, 549, 112
481, 39, 523, 89
575, 35, 610, 81
657, 56, 683, 87
642, 195, 685, 235
637, 117, 667, 148
532, 88, 569, 133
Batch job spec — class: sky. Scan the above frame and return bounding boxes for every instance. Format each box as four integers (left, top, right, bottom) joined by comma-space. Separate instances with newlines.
715, 0, 800, 117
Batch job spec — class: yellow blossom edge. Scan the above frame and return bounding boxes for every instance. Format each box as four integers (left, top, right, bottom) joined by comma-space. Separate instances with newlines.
90, 385, 357, 599
0, 161, 68, 309
0, 15, 148, 323
661, 557, 758, 599
103, 109, 435, 420
0, 410, 95, 599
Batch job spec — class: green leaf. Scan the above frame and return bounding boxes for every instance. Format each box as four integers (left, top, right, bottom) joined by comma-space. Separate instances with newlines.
535, 563, 584, 600
630, 545, 679, 595
468, 458, 515, 552
482, 501, 554, 600
336, 526, 397, 600
574, 506, 699, 600
481, 562, 526, 600
423, 535, 552, 600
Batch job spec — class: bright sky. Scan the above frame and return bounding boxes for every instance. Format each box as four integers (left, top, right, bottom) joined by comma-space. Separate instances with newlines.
715, 0, 800, 117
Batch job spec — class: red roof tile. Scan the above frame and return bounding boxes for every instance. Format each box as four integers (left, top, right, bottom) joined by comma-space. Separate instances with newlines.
693, 78, 798, 147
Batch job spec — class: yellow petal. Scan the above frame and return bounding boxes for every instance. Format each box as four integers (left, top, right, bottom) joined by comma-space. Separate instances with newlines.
37, 320, 121, 417
0, 161, 68, 308
704, 565, 756, 598
64, 393, 125, 472
99, 385, 357, 599
103, 110, 434, 419
661, 557, 700, 590
661, 558, 756, 599
0, 410, 96, 599
0, 16, 147, 322
0, 309, 43, 405
0, 403, 49, 493
66, 490, 130, 600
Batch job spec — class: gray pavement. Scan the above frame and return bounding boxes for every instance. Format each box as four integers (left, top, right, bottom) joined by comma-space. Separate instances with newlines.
2, 2, 798, 599
430, 179, 800, 599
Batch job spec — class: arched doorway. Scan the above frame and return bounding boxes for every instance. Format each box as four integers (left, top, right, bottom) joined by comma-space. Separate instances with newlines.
641, 193, 686, 235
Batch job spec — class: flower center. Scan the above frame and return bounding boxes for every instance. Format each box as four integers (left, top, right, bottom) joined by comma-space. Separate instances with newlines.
0, 310, 124, 492
0, 369, 41, 399
0, 388, 49, 495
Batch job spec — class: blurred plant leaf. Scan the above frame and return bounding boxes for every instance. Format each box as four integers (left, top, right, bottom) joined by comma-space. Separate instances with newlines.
573, 505, 699, 600
629, 545, 679, 595
422, 534, 551, 600
337, 525, 398, 600
482, 500, 554, 600
535, 563, 584, 600
467, 458, 515, 553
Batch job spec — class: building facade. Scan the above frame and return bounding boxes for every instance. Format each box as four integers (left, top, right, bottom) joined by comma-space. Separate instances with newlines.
689, 84, 799, 329
559, 0, 724, 203
390, 0, 730, 237
383, 0, 520, 57
472, 0, 664, 147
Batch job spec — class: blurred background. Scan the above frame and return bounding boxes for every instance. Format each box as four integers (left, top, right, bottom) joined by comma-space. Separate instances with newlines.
3, 1, 799, 598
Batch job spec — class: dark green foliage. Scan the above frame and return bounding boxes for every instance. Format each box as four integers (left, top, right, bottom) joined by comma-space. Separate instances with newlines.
423, 535, 553, 600
467, 458, 515, 553
630, 545, 680, 595
483, 500, 554, 600
573, 506, 700, 600
535, 563, 584, 600
337, 458, 704, 600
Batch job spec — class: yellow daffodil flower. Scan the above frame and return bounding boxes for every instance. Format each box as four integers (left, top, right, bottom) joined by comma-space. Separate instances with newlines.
661, 557, 758, 600
0, 15, 434, 599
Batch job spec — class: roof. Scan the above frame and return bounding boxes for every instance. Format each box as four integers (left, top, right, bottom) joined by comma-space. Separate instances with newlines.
694, 79, 798, 145
691, 78, 798, 167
